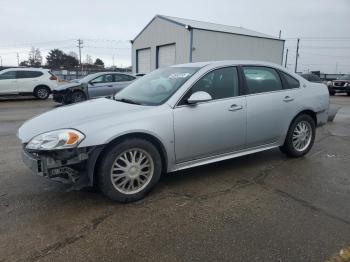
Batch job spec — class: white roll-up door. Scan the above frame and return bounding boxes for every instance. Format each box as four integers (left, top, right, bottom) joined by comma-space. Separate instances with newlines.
137, 48, 151, 74
158, 44, 176, 68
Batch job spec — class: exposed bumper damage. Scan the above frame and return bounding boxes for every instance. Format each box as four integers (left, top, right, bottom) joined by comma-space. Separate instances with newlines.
21, 145, 104, 189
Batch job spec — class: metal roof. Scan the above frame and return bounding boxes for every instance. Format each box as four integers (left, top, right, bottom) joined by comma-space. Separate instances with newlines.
160, 15, 282, 40
132, 15, 283, 42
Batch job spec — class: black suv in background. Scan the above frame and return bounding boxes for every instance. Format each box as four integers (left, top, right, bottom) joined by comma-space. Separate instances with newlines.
329, 74, 350, 96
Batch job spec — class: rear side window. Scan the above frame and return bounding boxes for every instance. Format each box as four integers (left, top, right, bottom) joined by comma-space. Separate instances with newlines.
243, 66, 283, 94
16, 71, 43, 79
114, 74, 135, 82
280, 71, 300, 89
0, 71, 16, 80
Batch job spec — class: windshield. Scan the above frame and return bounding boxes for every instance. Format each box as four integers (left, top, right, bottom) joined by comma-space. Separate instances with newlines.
115, 67, 200, 105
338, 74, 350, 80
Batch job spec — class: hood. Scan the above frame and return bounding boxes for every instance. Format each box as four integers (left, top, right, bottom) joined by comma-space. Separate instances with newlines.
333, 79, 350, 83
18, 98, 150, 143
54, 82, 82, 91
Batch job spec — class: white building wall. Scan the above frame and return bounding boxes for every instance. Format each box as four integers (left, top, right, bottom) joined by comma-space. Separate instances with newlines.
192, 29, 284, 65
132, 17, 190, 73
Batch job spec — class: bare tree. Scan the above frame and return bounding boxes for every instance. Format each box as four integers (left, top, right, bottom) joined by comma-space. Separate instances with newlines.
85, 54, 93, 65
28, 47, 42, 67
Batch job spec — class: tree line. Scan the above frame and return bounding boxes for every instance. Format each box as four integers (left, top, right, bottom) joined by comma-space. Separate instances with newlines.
19, 47, 105, 69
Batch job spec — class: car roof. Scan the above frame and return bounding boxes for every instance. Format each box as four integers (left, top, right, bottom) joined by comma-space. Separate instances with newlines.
1, 67, 49, 72
172, 60, 286, 69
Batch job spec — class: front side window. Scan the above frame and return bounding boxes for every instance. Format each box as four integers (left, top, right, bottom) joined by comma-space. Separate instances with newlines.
281, 71, 300, 89
0, 71, 16, 80
243, 66, 283, 94
115, 67, 199, 106
182, 67, 239, 103
91, 74, 114, 84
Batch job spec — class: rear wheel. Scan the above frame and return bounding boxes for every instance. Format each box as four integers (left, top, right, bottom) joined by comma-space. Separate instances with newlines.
34, 86, 50, 100
98, 138, 162, 203
280, 114, 316, 157
70, 91, 87, 103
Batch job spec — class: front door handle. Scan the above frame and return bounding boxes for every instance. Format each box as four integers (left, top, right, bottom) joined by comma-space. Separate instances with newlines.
228, 104, 243, 111
107, 85, 113, 87
283, 96, 294, 102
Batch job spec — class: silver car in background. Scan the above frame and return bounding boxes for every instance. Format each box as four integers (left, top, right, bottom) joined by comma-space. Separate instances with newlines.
52, 72, 136, 104
18, 60, 329, 202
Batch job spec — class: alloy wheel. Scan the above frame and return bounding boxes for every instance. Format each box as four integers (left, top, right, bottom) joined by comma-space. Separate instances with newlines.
292, 121, 312, 152
110, 148, 154, 194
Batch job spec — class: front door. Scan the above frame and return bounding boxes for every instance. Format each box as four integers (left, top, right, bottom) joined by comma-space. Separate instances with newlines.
88, 74, 115, 98
0, 71, 17, 94
174, 67, 247, 163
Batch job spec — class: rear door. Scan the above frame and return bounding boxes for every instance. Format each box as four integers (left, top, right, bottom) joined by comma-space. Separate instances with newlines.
16, 71, 43, 92
88, 74, 115, 97
242, 66, 299, 148
0, 71, 17, 94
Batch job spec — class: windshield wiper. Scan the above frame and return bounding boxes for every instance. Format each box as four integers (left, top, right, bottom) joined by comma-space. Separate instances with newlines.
115, 98, 141, 105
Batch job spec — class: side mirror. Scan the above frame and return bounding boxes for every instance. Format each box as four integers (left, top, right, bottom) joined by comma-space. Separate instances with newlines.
88, 81, 94, 86
187, 91, 212, 104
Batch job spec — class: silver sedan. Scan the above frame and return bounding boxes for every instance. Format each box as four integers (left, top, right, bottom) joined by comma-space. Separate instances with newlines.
18, 60, 329, 202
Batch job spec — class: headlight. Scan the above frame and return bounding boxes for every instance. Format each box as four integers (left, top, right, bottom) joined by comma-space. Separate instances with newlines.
26, 129, 85, 150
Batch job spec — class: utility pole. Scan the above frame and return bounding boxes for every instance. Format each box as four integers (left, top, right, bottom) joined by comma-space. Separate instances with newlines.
77, 39, 83, 73
284, 48, 288, 67
335, 62, 338, 74
279, 30, 281, 39
17, 53, 20, 66
294, 38, 300, 73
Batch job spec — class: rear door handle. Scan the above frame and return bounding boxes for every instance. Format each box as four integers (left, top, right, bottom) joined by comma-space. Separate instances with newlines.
283, 96, 294, 102
228, 104, 243, 111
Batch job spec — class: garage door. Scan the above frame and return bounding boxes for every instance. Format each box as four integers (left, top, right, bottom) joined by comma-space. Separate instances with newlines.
137, 48, 151, 74
158, 44, 176, 68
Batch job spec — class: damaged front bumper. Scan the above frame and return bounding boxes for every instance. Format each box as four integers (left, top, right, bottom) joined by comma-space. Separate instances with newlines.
21, 145, 104, 189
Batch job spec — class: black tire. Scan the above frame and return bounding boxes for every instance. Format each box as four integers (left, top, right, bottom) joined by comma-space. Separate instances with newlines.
70, 91, 87, 103
329, 90, 336, 96
34, 86, 50, 100
347, 92, 350, 96
280, 114, 316, 158
97, 138, 162, 203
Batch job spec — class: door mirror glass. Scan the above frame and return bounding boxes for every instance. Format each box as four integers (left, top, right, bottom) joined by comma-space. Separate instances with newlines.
187, 91, 212, 104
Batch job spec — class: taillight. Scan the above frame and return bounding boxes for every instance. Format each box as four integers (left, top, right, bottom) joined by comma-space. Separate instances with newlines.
50, 75, 57, 80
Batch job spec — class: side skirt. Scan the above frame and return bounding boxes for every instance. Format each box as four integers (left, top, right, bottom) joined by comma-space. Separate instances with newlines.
172, 143, 279, 172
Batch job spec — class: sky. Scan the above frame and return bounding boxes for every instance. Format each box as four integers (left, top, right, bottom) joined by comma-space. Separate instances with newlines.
0, 0, 349, 73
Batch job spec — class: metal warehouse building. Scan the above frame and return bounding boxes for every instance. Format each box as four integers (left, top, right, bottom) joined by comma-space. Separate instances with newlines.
131, 15, 285, 74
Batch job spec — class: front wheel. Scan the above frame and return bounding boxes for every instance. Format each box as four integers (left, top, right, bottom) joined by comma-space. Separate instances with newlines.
280, 114, 316, 157
329, 90, 336, 96
347, 92, 350, 96
98, 138, 162, 203
69, 91, 87, 103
